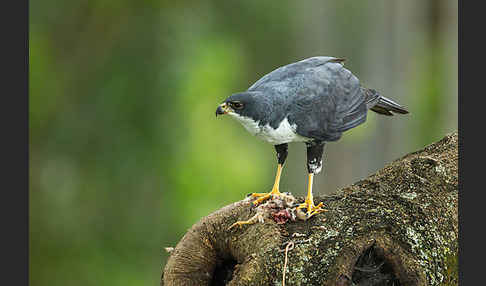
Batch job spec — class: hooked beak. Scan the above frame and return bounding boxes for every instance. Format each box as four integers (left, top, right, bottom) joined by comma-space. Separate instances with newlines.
215, 103, 231, 117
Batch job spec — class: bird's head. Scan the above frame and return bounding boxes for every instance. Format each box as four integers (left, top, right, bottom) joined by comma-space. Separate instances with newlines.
215, 91, 264, 118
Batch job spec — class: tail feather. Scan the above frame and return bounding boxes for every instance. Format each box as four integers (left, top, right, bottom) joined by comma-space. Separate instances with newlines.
363, 88, 409, 116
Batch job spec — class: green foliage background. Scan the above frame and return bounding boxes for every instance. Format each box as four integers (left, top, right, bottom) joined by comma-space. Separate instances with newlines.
29, 1, 457, 285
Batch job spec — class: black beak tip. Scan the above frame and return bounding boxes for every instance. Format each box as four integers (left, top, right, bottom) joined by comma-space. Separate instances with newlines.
216, 106, 224, 117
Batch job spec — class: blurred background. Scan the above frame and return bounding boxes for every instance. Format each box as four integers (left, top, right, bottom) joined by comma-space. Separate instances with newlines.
29, 0, 457, 285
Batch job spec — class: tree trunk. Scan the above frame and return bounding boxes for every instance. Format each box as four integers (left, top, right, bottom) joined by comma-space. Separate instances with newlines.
162, 132, 458, 286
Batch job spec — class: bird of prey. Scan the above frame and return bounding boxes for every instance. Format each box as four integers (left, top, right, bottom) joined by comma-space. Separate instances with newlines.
215, 56, 408, 223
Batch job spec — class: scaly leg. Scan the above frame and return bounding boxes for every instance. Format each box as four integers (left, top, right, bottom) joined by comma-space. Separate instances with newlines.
232, 144, 287, 229
297, 173, 327, 218
250, 163, 283, 205
249, 143, 288, 206
228, 212, 263, 230
297, 141, 327, 218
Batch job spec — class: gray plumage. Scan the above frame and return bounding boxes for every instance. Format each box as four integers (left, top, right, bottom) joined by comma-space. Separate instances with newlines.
216, 56, 408, 217
220, 56, 408, 144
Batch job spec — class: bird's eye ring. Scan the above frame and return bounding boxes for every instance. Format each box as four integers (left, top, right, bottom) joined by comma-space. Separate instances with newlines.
231, 102, 244, 109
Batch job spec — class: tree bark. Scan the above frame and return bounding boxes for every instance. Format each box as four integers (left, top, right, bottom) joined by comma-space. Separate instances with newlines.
162, 132, 458, 286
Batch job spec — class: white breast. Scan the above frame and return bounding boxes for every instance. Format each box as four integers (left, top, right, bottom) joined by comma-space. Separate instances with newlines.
229, 113, 310, 144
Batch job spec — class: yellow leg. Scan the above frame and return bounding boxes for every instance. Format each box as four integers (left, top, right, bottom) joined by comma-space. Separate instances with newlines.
228, 220, 253, 230
250, 164, 283, 205
297, 173, 327, 218
228, 213, 262, 230
230, 165, 284, 230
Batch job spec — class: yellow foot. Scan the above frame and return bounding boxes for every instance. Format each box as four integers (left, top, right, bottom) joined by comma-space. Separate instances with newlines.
228, 213, 262, 230
249, 189, 281, 206
228, 220, 253, 230
296, 200, 327, 220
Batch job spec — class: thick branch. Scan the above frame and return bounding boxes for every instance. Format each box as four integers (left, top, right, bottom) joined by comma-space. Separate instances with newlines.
162, 132, 458, 286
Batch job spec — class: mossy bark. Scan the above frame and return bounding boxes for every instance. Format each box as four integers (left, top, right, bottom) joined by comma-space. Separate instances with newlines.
162, 132, 458, 286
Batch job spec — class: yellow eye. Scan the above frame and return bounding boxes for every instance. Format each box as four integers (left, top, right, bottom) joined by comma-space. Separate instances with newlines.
231, 102, 244, 109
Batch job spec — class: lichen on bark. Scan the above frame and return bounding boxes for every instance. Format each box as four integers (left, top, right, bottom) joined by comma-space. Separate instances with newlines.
162, 132, 458, 286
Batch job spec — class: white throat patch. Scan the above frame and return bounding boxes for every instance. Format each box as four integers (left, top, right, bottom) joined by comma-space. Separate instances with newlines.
228, 112, 261, 136
228, 112, 309, 144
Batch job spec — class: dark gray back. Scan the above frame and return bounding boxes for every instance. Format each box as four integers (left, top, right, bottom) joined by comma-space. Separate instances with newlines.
247, 57, 367, 141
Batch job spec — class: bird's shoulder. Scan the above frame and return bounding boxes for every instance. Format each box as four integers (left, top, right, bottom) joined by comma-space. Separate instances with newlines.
247, 56, 347, 93
244, 57, 368, 141
275, 58, 367, 141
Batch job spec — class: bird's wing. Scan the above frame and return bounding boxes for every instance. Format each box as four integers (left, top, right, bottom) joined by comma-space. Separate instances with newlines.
285, 59, 367, 141
248, 57, 345, 92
